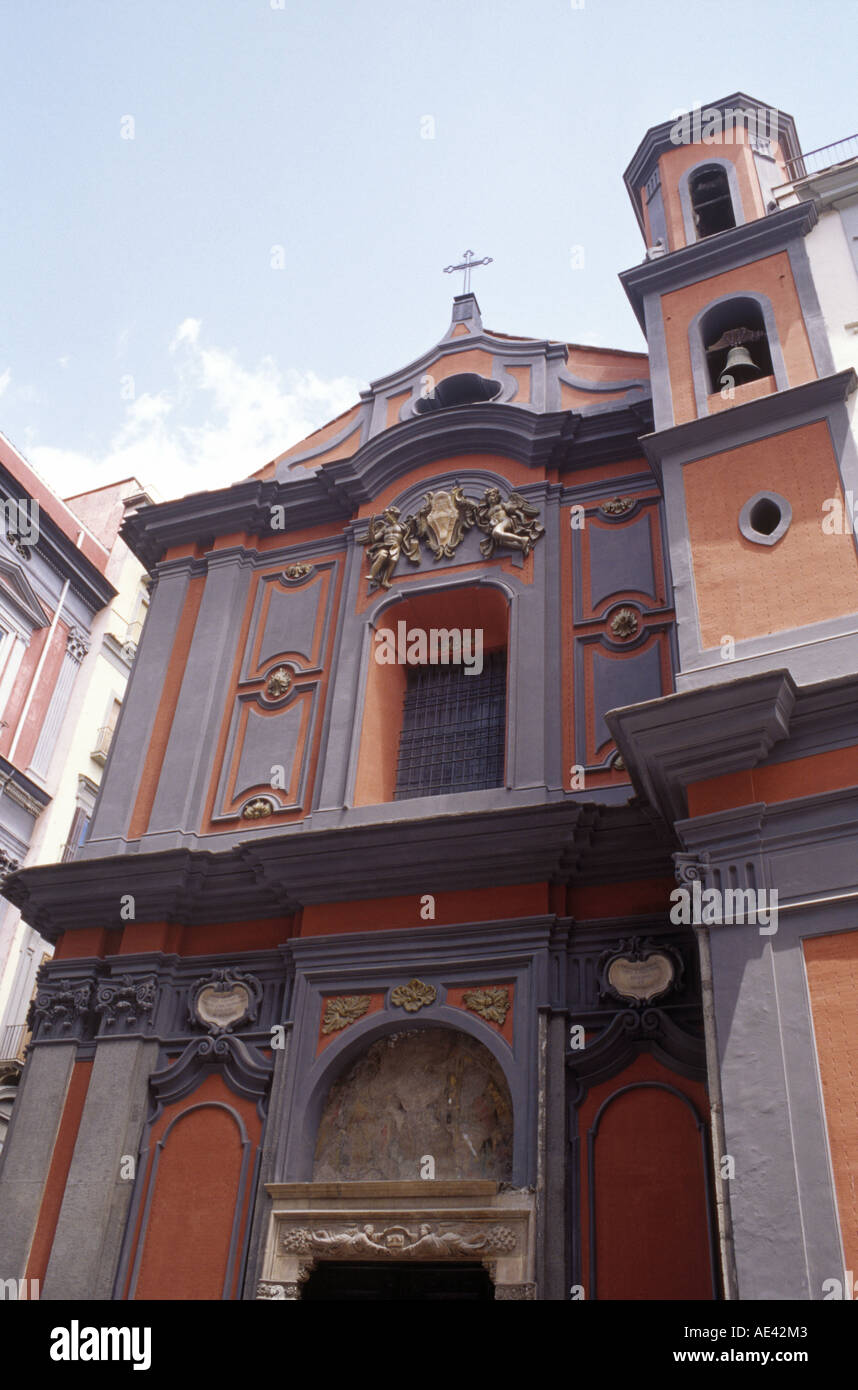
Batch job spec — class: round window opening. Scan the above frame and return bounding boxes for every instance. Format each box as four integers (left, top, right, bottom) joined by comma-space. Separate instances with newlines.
749, 496, 781, 536
738, 490, 792, 547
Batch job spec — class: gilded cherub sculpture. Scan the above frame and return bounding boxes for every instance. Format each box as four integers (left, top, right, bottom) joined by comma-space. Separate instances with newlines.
474, 488, 545, 558
359, 506, 420, 590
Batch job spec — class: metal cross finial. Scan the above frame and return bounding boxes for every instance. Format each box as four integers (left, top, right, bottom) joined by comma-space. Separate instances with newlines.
443, 249, 493, 295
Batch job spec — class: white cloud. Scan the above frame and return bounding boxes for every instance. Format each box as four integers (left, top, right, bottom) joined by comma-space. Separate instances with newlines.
27, 323, 363, 503
0, 369, 10, 398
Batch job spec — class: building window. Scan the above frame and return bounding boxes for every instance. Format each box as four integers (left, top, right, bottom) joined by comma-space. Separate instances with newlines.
738, 491, 793, 547
702, 298, 773, 394
689, 165, 736, 238
394, 651, 506, 800
61, 806, 91, 862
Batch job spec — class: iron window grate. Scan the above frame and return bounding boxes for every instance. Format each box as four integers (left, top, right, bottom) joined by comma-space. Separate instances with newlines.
394, 650, 506, 800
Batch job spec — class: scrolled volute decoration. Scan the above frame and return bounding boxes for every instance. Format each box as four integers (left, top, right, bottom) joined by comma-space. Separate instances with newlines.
673, 851, 710, 886
95, 974, 158, 1029
27, 979, 95, 1039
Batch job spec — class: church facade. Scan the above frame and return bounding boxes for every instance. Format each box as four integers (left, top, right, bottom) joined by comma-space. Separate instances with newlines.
1, 93, 857, 1301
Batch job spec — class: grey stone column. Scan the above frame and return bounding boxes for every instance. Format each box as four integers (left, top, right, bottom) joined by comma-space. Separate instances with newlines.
83, 558, 195, 855
144, 549, 254, 846
42, 1038, 160, 1301
0, 1043, 77, 1279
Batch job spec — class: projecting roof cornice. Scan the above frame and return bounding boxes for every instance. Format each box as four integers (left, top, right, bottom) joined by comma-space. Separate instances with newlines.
620, 201, 818, 330
605, 669, 858, 825
1, 799, 676, 939
122, 399, 654, 569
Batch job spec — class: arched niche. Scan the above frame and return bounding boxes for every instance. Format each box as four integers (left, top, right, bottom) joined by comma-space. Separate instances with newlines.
354, 581, 511, 806
312, 1025, 514, 1182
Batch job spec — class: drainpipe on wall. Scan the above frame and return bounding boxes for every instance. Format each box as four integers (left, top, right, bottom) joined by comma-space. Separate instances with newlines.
694, 921, 739, 1301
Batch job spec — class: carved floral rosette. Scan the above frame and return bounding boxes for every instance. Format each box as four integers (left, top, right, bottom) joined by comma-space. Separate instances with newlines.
390, 978, 437, 1013
321, 994, 372, 1035
462, 986, 511, 1026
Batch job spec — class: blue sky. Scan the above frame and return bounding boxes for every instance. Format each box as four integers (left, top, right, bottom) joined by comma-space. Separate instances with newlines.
1, 0, 856, 501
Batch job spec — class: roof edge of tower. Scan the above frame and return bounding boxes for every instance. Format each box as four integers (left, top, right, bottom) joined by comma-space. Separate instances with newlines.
622, 93, 802, 235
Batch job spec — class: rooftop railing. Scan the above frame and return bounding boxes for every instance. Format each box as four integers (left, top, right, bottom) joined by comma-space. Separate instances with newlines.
785, 135, 858, 182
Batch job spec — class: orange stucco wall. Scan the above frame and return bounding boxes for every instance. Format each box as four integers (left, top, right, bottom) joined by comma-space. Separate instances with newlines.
683, 420, 858, 648
658, 137, 763, 253
803, 930, 858, 1277
661, 251, 815, 424
301, 883, 549, 937
688, 745, 858, 818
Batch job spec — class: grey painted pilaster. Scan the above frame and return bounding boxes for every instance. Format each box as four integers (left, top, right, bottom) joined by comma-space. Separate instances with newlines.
42, 1038, 160, 1300
84, 559, 195, 854
0, 1043, 77, 1279
145, 551, 254, 844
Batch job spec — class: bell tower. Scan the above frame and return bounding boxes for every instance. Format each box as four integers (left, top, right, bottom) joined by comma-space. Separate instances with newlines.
621, 93, 858, 691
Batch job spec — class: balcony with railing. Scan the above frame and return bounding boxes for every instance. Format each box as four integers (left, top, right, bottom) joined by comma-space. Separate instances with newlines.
90, 723, 114, 765
784, 134, 858, 183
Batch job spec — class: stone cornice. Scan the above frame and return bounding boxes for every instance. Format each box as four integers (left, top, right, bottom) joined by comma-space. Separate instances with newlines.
605, 670, 798, 823
640, 369, 858, 485
0, 459, 116, 615
620, 201, 818, 329
120, 403, 655, 569
1, 799, 674, 940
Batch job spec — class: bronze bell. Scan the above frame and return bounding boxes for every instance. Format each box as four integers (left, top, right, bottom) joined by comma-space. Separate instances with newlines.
719, 344, 760, 388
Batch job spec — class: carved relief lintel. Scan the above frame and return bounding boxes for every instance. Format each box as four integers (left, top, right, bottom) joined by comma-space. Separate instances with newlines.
280, 1222, 516, 1259
494, 1283, 537, 1300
